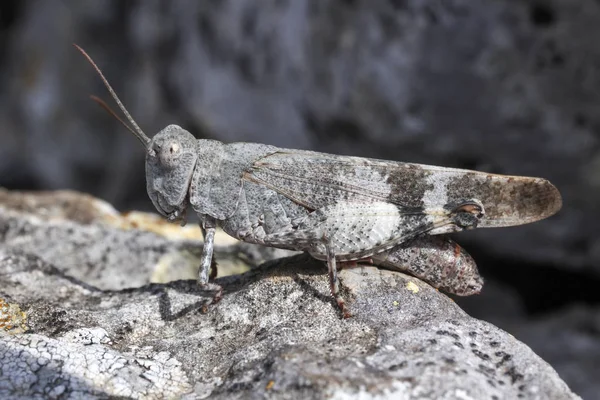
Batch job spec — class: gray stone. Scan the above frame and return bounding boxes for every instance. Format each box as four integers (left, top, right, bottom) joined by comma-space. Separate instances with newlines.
0, 190, 580, 399
0, 252, 580, 400
499, 305, 600, 400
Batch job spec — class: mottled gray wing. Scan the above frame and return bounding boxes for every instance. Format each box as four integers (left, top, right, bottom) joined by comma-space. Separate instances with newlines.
244, 150, 562, 228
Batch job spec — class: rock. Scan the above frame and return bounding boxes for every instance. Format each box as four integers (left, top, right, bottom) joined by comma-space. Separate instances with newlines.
0, 253, 579, 399
0, 190, 580, 399
499, 305, 600, 400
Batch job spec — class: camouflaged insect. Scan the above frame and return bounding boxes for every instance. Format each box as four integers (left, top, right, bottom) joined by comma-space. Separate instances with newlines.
76, 45, 562, 318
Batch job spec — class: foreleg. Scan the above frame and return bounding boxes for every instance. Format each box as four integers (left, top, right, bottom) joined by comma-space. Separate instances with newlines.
198, 216, 223, 304
199, 223, 219, 282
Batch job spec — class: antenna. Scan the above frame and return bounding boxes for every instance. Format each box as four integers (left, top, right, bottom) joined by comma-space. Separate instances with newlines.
73, 44, 151, 147
89, 95, 141, 139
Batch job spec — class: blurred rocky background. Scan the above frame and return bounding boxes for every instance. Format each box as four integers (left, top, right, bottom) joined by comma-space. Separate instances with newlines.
0, 0, 598, 397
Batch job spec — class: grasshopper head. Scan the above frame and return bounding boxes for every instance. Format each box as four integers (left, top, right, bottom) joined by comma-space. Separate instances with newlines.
146, 125, 197, 222
74, 45, 197, 224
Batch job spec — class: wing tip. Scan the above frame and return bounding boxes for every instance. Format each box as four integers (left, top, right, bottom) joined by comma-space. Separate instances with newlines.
479, 176, 562, 228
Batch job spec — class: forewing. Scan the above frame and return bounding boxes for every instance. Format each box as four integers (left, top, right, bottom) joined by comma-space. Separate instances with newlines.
245, 151, 561, 227
245, 151, 428, 210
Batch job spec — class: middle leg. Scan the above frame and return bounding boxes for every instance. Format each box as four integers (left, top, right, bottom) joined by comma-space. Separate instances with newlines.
324, 238, 351, 319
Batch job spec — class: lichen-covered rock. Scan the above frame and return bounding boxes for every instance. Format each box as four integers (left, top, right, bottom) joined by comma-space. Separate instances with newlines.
0, 191, 579, 399
0, 252, 579, 399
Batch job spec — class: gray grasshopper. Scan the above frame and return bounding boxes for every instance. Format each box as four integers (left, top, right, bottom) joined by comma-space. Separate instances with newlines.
75, 45, 562, 317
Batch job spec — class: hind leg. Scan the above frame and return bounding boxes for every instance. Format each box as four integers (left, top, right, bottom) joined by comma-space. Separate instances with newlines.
324, 238, 351, 319
371, 236, 483, 296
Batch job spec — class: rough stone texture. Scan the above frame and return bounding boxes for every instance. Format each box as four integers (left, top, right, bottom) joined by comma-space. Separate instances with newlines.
0, 190, 581, 399
0, 252, 577, 399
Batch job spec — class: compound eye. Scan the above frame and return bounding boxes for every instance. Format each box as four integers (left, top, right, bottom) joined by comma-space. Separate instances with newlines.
158, 141, 182, 166
170, 143, 180, 154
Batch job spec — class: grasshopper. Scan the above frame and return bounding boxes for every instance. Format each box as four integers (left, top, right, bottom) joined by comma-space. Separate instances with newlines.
75, 45, 562, 317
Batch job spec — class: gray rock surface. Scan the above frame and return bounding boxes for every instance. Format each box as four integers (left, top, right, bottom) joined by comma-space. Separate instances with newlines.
456, 283, 600, 400
0, 190, 580, 399
0, 253, 580, 400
